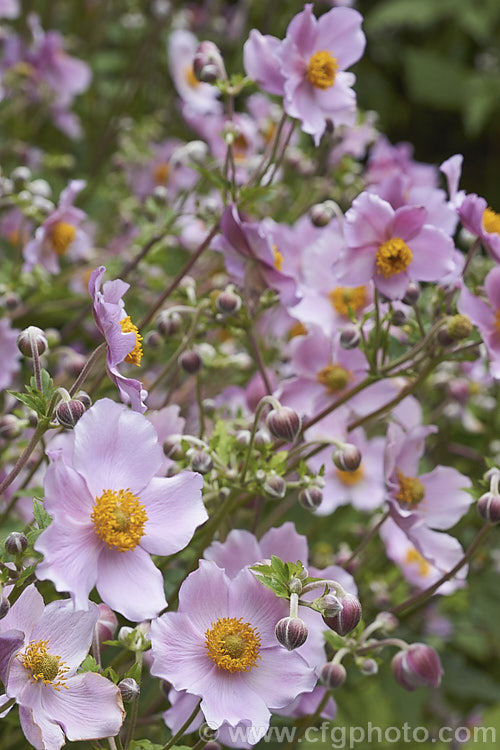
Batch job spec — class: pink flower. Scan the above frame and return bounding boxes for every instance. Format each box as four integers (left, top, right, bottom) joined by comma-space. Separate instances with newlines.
458, 267, 500, 378
23, 180, 92, 274
0, 585, 124, 750
0, 317, 21, 390
35, 398, 207, 621
459, 193, 500, 263
150, 561, 316, 731
336, 191, 456, 299
243, 31, 286, 96
89, 265, 148, 413
276, 4, 365, 144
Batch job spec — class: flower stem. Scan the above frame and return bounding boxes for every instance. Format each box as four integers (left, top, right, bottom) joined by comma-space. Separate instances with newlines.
0, 421, 47, 500
69, 342, 107, 397
160, 699, 202, 750
341, 509, 390, 568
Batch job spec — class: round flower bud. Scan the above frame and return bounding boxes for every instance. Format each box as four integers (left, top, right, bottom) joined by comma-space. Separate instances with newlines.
157, 310, 182, 336
163, 435, 184, 460
317, 593, 343, 618
254, 429, 271, 449
193, 41, 226, 83
11, 166, 31, 187
391, 643, 443, 691
202, 398, 216, 416
402, 282, 420, 306
437, 328, 453, 347
359, 658, 378, 676
477, 491, 500, 524
333, 444, 362, 472
275, 616, 308, 650
216, 290, 241, 314
320, 662, 346, 689
266, 407, 302, 443
391, 309, 406, 327
180, 350, 202, 374
96, 603, 118, 647
340, 325, 361, 350
235, 429, 251, 447
118, 626, 134, 645
190, 450, 213, 475
4, 292, 21, 311
446, 314, 472, 341
5, 532, 28, 556
309, 201, 336, 227
17, 326, 48, 357
263, 475, 286, 499
144, 330, 163, 349
0, 414, 23, 439
376, 611, 398, 633
56, 399, 86, 429
298, 486, 323, 511
288, 577, 303, 595
119, 677, 140, 703
323, 592, 362, 636
0, 597, 10, 620
75, 391, 92, 410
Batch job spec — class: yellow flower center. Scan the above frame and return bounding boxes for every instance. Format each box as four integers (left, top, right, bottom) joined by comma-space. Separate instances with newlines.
272, 244, 284, 271
153, 161, 170, 185
404, 547, 431, 577
306, 50, 338, 89
91, 489, 148, 552
205, 617, 261, 673
395, 469, 425, 506
494, 309, 500, 335
50, 222, 76, 256
21, 640, 69, 690
184, 66, 200, 88
336, 464, 364, 486
483, 207, 500, 236
317, 363, 351, 393
289, 321, 307, 339
376, 237, 412, 278
329, 286, 368, 316
119, 316, 143, 366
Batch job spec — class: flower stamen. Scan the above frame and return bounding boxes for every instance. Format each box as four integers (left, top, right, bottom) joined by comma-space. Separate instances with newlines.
317, 363, 351, 393
49, 222, 76, 256
91, 489, 147, 552
483, 207, 500, 236
329, 286, 368, 316
395, 469, 425, 506
205, 617, 261, 673
376, 237, 412, 278
306, 50, 338, 89
21, 640, 69, 690
120, 316, 143, 366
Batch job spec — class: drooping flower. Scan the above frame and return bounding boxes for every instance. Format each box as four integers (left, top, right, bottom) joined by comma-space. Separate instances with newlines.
23, 180, 92, 274
150, 561, 316, 732
35, 398, 207, 621
0, 585, 124, 750
458, 267, 500, 379
89, 265, 148, 413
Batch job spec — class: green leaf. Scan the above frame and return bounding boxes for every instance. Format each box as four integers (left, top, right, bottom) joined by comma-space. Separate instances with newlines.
210, 420, 231, 465
78, 655, 100, 673
125, 660, 142, 683
323, 630, 346, 650
33, 499, 52, 530
101, 666, 119, 683
404, 48, 470, 110
129, 741, 164, 750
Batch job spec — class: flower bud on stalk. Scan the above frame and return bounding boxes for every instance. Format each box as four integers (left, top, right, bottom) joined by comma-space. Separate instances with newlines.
17, 326, 48, 357
56, 399, 86, 429
193, 41, 226, 83
263, 475, 286, 499
298, 486, 323, 511
119, 678, 140, 703
323, 592, 362, 636
478, 469, 500, 523
216, 290, 241, 315
275, 616, 308, 650
320, 662, 346, 689
317, 593, 343, 618
358, 658, 378, 676
391, 644, 443, 691
402, 282, 420, 306
254, 429, 271, 449
75, 391, 92, 410
190, 450, 213, 475
0, 414, 23, 439
163, 435, 184, 460
5, 532, 28, 556
333, 444, 362, 472
266, 406, 301, 443
446, 314, 472, 341
180, 350, 202, 374
340, 325, 361, 350
309, 201, 337, 227
391, 309, 406, 327
157, 310, 182, 336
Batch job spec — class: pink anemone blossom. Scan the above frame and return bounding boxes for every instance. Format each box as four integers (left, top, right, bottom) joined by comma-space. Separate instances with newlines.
458, 267, 500, 378
458, 193, 500, 263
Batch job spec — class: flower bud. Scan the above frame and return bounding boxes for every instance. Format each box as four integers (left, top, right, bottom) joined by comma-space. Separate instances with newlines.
391, 643, 443, 691
298, 486, 323, 511
235, 429, 251, 447
56, 399, 86, 429
323, 592, 362, 636
402, 282, 420, 306
275, 617, 308, 650
0, 597, 10, 619
477, 491, 500, 524
376, 611, 398, 633
317, 593, 343, 618
254, 429, 271, 449
266, 407, 301, 443
320, 662, 346, 689
157, 310, 182, 336
163, 435, 184, 460
333, 444, 362, 472
202, 398, 216, 416
75, 391, 92, 410
144, 330, 163, 349
437, 328, 453, 347
4, 292, 20, 311
119, 677, 140, 703
309, 201, 336, 227
17, 326, 48, 357
180, 350, 202, 374
359, 658, 378, 675
193, 41, 226, 83
96, 603, 118, 647
11, 166, 31, 187
5, 532, 28, 556
391, 309, 406, 327
446, 314, 472, 341
190, 450, 213, 475
0, 414, 23, 439
340, 325, 361, 350
263, 475, 286, 499
288, 577, 303, 595
216, 290, 241, 315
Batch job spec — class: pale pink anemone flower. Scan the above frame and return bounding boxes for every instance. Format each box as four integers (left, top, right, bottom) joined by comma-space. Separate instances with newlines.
168, 29, 221, 114
23, 180, 92, 274
0, 0, 19, 18
458, 267, 500, 379
89, 265, 148, 413
150, 561, 316, 732
34, 398, 207, 621
0, 585, 124, 750
335, 191, 456, 299
459, 193, 500, 263
0, 317, 21, 389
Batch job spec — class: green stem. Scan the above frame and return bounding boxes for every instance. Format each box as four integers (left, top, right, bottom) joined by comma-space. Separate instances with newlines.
341, 510, 390, 568
69, 342, 106, 397
282, 691, 331, 750
160, 699, 202, 750
0, 421, 48, 501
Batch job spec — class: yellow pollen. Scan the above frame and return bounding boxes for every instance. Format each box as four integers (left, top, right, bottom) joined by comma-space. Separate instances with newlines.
205, 617, 261, 673
306, 50, 338, 89
153, 161, 170, 185
233, 133, 249, 163
329, 286, 368, 316
185, 66, 200, 88
317, 363, 351, 393
494, 309, 500, 336
119, 316, 143, 366
483, 207, 500, 236
21, 640, 69, 690
50, 222, 76, 256
289, 321, 307, 339
405, 547, 431, 577
263, 121, 277, 144
91, 489, 147, 552
336, 464, 364, 486
395, 469, 425, 506
272, 243, 284, 271
376, 237, 412, 278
